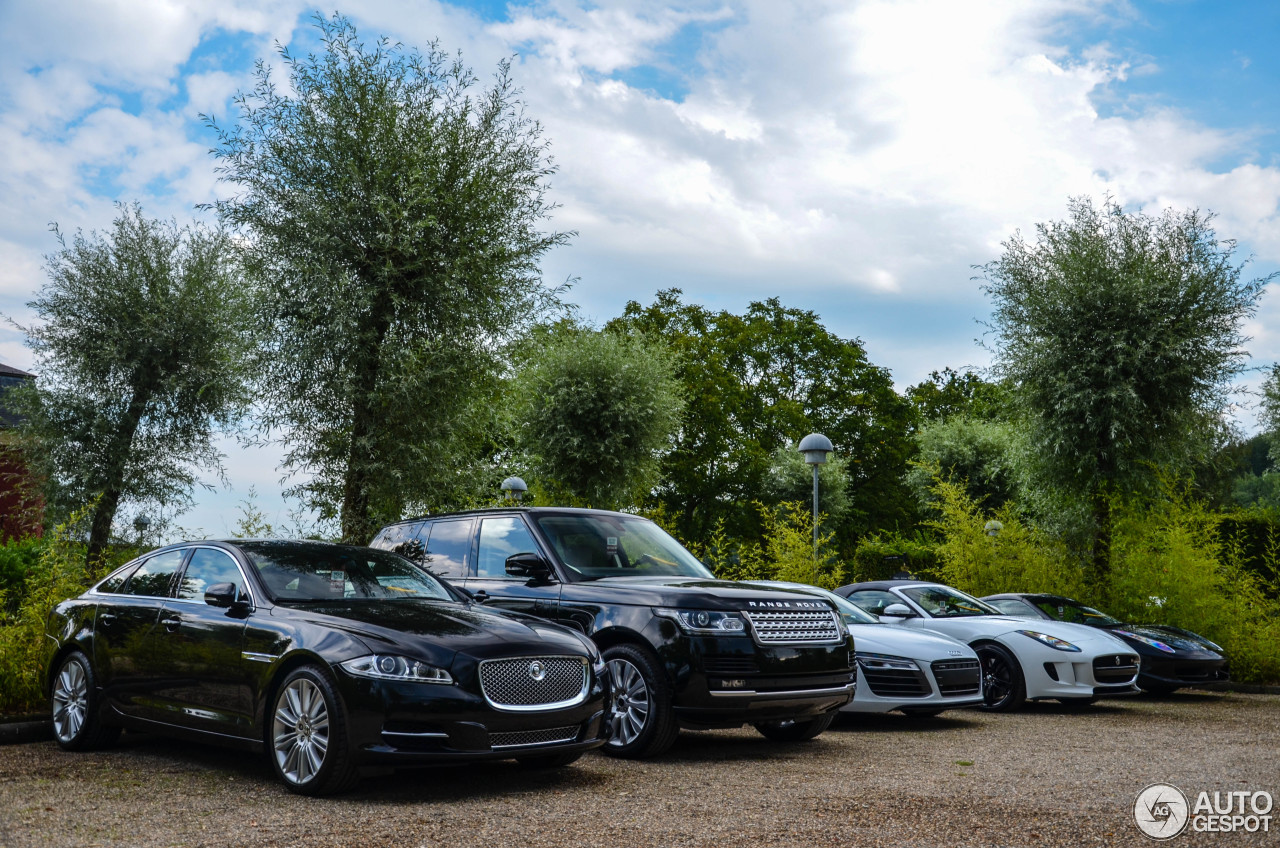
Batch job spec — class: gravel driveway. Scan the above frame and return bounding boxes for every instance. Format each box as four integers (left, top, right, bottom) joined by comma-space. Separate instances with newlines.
1, 691, 1276, 848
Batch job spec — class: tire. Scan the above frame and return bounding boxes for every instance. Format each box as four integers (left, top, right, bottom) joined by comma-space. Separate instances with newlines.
50, 651, 120, 751
753, 711, 836, 742
516, 751, 583, 769
268, 666, 358, 796
601, 644, 678, 759
973, 643, 1026, 712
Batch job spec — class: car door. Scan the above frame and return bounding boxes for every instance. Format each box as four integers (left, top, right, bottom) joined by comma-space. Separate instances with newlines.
93, 548, 188, 721
463, 514, 561, 619
149, 546, 255, 736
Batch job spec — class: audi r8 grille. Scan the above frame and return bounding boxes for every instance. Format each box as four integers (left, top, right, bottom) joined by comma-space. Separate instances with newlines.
742, 610, 843, 645
930, 658, 981, 696
1093, 654, 1140, 684
478, 656, 588, 710
489, 725, 579, 749
861, 667, 931, 698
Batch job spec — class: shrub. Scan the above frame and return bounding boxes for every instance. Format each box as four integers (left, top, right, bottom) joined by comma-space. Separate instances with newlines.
850, 532, 941, 582
0, 537, 44, 614
693, 503, 844, 589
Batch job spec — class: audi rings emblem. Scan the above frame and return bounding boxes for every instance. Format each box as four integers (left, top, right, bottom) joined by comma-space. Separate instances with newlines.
528, 660, 547, 681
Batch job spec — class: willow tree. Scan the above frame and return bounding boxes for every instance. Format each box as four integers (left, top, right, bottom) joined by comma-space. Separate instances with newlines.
981, 196, 1272, 584
207, 15, 568, 542
12, 205, 251, 565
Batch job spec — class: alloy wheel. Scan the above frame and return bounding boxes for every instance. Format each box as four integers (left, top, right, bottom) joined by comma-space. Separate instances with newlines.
981, 650, 1013, 707
51, 659, 88, 743
273, 678, 331, 786
606, 658, 651, 747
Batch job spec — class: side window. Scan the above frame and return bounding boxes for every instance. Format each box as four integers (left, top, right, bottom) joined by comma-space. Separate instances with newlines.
476, 517, 540, 578
177, 548, 246, 601
989, 598, 1039, 617
97, 563, 140, 594
1033, 600, 1071, 622
370, 521, 424, 551
122, 550, 187, 598
422, 518, 473, 579
846, 590, 900, 616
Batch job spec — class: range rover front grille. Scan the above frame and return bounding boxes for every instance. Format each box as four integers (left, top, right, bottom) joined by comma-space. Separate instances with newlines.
478, 656, 588, 711
742, 610, 843, 645
1093, 654, 1140, 684
489, 725, 579, 749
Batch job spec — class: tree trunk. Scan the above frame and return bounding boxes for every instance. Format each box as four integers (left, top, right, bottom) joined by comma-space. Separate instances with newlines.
85, 381, 152, 568
339, 287, 395, 544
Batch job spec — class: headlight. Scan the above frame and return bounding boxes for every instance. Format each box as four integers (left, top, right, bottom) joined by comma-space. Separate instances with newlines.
1113, 630, 1176, 653
1016, 630, 1082, 652
855, 652, 919, 670
657, 608, 746, 634
340, 654, 454, 683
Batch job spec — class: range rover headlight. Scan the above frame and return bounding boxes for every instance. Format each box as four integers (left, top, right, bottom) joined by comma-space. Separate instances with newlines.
340, 655, 454, 683
1016, 630, 1082, 652
657, 608, 746, 634
855, 652, 919, 670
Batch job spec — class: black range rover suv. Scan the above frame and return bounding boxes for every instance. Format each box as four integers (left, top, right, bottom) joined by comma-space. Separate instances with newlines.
371, 507, 856, 757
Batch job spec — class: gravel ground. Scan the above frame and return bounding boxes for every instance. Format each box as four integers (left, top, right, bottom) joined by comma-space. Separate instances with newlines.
1, 691, 1276, 848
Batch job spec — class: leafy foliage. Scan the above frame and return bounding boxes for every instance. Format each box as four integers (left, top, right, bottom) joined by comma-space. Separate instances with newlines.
9, 205, 251, 564
207, 14, 568, 542
514, 326, 684, 509
691, 503, 843, 589
981, 196, 1273, 581
849, 532, 941, 582
763, 443, 852, 536
905, 368, 1009, 428
906, 418, 1021, 512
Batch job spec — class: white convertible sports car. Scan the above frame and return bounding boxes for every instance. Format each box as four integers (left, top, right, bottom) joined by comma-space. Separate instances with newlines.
748, 582, 985, 717
835, 580, 1141, 711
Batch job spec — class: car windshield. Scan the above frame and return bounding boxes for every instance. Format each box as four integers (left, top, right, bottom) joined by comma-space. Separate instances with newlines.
901, 585, 1001, 618
1036, 597, 1122, 626
239, 541, 455, 602
531, 513, 714, 582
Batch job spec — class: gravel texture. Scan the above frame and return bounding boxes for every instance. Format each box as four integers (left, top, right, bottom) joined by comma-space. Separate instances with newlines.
1, 691, 1276, 847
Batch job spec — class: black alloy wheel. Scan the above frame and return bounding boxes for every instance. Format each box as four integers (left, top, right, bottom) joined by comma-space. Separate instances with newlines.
974, 643, 1026, 712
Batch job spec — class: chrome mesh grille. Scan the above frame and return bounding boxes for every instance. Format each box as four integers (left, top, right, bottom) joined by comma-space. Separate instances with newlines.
478, 656, 588, 710
742, 610, 843, 644
489, 725, 580, 749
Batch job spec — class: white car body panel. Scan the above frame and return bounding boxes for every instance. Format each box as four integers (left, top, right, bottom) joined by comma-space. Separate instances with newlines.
843, 624, 985, 713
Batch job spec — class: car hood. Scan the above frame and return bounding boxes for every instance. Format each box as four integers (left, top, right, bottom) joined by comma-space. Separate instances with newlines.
847, 624, 975, 663
559, 576, 838, 612
1106, 624, 1223, 657
273, 600, 592, 665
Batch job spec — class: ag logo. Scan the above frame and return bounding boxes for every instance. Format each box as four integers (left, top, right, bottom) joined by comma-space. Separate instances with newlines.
528, 660, 546, 682
1134, 783, 1189, 839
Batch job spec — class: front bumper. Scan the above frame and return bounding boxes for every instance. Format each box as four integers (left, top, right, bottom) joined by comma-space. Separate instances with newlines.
842, 659, 984, 714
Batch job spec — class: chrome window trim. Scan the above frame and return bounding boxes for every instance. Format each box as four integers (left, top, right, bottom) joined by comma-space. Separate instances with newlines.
175, 545, 260, 609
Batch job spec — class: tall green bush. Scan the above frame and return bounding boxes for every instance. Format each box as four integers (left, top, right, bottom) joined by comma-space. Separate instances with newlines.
0, 537, 44, 614
692, 502, 843, 589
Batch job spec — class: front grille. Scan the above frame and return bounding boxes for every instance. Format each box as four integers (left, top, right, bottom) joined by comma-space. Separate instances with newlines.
931, 658, 981, 696
478, 656, 588, 711
1093, 654, 1140, 684
861, 667, 931, 698
489, 725, 579, 749
742, 610, 843, 645
703, 657, 760, 675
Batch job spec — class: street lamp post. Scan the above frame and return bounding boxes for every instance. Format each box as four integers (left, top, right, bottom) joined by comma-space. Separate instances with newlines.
797, 433, 834, 557
501, 476, 528, 503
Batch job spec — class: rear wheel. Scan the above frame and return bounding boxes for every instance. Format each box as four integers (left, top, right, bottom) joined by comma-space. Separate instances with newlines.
753, 712, 836, 742
51, 651, 119, 751
268, 666, 358, 796
602, 644, 678, 759
974, 643, 1026, 712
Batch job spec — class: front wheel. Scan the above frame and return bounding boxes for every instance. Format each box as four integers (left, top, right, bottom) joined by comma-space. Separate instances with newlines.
753, 712, 836, 742
601, 644, 678, 759
974, 643, 1026, 712
51, 651, 119, 751
268, 666, 358, 796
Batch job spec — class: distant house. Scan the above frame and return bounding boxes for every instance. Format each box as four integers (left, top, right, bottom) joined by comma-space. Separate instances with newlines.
0, 362, 42, 541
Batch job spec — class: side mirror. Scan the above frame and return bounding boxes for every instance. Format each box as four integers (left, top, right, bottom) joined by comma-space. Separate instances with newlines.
506, 552, 553, 580
204, 582, 245, 609
881, 603, 917, 619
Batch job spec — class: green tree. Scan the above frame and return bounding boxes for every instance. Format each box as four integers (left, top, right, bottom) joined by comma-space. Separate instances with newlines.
980, 196, 1272, 584
515, 326, 683, 509
764, 443, 852, 535
9, 205, 251, 565
905, 367, 1009, 428
906, 416, 1020, 511
609, 289, 915, 553
207, 14, 568, 542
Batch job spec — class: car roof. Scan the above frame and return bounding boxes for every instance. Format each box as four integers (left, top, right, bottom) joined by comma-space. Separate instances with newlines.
837, 579, 940, 593
378, 506, 649, 527
983, 592, 1075, 604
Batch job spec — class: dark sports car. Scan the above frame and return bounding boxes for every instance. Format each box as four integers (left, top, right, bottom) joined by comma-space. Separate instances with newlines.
980, 593, 1229, 694
44, 540, 608, 795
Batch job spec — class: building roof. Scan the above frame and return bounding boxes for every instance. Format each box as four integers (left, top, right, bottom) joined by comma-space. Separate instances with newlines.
0, 363, 35, 429
0, 363, 35, 378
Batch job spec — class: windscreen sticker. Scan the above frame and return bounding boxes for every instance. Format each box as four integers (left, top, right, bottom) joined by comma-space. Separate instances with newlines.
606, 537, 618, 556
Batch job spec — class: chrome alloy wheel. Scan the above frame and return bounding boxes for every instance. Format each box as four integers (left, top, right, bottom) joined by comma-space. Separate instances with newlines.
273, 678, 331, 786
51, 658, 89, 743
605, 658, 651, 748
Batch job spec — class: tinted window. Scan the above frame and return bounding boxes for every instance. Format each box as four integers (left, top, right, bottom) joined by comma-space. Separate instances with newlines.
239, 542, 454, 601
369, 521, 425, 552
532, 513, 713, 581
96, 563, 140, 594
1033, 598, 1121, 626
422, 519, 473, 579
476, 517, 541, 578
987, 598, 1041, 617
177, 548, 246, 601
845, 590, 902, 616
901, 586, 999, 618
123, 550, 186, 597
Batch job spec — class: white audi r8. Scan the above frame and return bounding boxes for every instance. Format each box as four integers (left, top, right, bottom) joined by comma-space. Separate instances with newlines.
750, 582, 985, 716
835, 580, 1140, 711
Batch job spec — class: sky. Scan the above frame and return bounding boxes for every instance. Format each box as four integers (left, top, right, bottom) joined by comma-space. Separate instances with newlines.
1, 0, 1279, 539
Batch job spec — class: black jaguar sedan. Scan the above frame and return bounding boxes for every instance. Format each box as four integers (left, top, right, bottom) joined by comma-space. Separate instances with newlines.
980, 592, 1229, 694
44, 540, 609, 795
